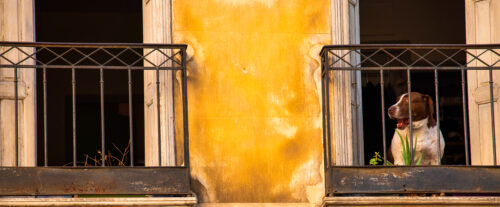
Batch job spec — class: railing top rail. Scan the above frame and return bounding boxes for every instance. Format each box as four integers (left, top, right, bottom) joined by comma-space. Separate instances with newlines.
0, 41, 188, 49
0, 41, 188, 69
320, 44, 500, 56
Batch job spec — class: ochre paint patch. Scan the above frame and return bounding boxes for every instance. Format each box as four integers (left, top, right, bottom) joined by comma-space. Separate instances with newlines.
173, 0, 330, 203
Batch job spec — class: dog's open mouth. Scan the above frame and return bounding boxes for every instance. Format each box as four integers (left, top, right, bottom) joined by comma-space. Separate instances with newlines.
397, 118, 409, 129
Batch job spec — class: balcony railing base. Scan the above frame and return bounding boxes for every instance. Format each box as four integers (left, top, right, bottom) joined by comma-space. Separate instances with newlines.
323, 196, 500, 207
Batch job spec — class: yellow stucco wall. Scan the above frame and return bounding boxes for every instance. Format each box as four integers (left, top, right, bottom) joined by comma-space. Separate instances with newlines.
173, 0, 331, 203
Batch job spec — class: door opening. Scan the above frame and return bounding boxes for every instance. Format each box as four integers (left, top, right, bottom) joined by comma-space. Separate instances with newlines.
35, 0, 145, 166
359, 0, 467, 165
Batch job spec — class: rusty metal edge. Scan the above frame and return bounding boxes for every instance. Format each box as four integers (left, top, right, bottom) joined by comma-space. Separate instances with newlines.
326, 166, 500, 194
0, 167, 190, 196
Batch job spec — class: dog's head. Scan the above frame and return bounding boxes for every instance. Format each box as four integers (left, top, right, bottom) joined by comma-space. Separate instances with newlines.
388, 92, 436, 129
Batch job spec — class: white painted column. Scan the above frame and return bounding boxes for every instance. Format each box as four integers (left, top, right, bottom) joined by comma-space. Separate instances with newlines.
143, 0, 177, 166
329, 0, 364, 166
0, 0, 36, 167
466, 0, 500, 165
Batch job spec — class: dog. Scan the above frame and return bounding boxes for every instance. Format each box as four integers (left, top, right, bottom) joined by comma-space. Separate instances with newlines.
387, 92, 445, 165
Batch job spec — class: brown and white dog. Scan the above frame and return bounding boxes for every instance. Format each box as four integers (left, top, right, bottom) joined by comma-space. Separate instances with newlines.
388, 92, 445, 165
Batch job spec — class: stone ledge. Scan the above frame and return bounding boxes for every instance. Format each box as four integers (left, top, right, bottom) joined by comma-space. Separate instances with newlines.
323, 196, 500, 207
198, 203, 316, 207
0, 196, 197, 207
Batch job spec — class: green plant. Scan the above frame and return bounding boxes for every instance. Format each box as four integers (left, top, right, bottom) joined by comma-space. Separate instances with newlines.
396, 129, 422, 165
369, 151, 393, 165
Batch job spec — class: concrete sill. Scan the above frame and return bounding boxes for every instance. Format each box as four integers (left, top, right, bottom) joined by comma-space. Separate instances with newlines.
0, 196, 197, 207
323, 196, 500, 206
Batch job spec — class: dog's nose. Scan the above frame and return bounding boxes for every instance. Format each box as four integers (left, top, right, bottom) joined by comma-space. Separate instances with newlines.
388, 106, 396, 116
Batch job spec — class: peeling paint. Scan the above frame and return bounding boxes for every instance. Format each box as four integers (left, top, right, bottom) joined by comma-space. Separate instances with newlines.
173, 0, 330, 203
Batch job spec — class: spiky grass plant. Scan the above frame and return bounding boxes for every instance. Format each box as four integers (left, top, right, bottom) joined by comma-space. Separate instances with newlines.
396, 129, 422, 165
370, 130, 422, 166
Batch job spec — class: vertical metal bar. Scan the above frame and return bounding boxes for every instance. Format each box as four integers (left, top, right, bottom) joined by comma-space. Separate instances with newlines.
379, 69, 387, 165
434, 68, 441, 165
182, 48, 190, 171
156, 64, 162, 166
100, 67, 105, 167
407, 67, 413, 165
321, 57, 328, 171
171, 49, 177, 166
72, 67, 77, 167
128, 67, 134, 166
325, 67, 333, 167
489, 67, 497, 166
461, 67, 470, 165
15, 66, 19, 167
43, 66, 48, 166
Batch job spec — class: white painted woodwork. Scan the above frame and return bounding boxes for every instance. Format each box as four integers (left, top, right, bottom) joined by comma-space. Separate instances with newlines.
143, 0, 177, 166
323, 196, 500, 207
329, 0, 364, 166
465, 0, 500, 165
0, 0, 35, 167
0, 197, 197, 206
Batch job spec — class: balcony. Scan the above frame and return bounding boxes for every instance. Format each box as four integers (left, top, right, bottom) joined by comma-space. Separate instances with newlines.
0, 42, 195, 206
321, 44, 500, 206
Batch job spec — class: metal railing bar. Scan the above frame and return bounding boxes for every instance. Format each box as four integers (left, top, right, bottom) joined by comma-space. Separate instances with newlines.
465, 49, 492, 67
379, 69, 388, 165
489, 67, 497, 166
380, 48, 410, 67
101, 47, 130, 66
488, 49, 500, 68
44, 47, 74, 66
434, 68, 441, 165
0, 64, 182, 70
461, 67, 470, 165
72, 47, 103, 66
352, 48, 384, 68
435, 48, 464, 67
130, 47, 159, 67
128, 68, 134, 167
181, 48, 190, 171
0, 41, 188, 49
156, 49, 182, 67
15, 66, 19, 167
328, 50, 355, 68
15, 47, 45, 65
322, 66, 500, 71
0, 46, 16, 65
408, 48, 437, 67
43, 66, 48, 167
325, 70, 333, 167
320, 44, 500, 53
489, 49, 500, 66
321, 56, 329, 170
72, 67, 77, 167
156, 66, 162, 166
100, 67, 106, 167
407, 68, 414, 165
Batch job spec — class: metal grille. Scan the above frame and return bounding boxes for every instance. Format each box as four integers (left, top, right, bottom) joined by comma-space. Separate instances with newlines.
0, 42, 190, 195
321, 44, 500, 195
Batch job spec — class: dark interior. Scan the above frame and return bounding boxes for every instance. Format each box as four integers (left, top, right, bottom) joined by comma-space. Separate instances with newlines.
359, 0, 467, 165
35, 0, 144, 166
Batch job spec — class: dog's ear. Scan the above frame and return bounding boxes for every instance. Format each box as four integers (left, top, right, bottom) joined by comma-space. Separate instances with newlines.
423, 95, 436, 127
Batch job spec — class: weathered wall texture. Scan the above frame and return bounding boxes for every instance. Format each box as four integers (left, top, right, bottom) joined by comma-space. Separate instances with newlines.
173, 0, 330, 203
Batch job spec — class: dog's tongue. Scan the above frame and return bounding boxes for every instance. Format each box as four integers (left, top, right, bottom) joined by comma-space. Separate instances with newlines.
397, 119, 409, 129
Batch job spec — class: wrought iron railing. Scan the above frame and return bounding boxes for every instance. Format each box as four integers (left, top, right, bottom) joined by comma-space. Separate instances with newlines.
0, 42, 190, 195
321, 44, 500, 195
